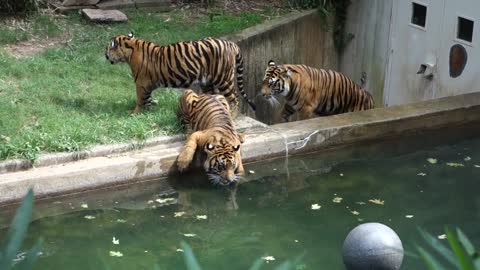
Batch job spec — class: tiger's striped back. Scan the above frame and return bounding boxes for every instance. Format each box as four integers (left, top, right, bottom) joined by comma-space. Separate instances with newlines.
105, 34, 255, 116
261, 61, 374, 121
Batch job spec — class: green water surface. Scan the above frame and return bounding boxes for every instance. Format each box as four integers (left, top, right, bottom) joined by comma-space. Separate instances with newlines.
2, 136, 480, 269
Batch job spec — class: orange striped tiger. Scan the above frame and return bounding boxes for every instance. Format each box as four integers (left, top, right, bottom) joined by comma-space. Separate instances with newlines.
176, 89, 244, 186
105, 33, 255, 117
261, 61, 374, 122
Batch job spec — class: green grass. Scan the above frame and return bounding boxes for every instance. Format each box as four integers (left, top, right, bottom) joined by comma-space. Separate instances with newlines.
0, 9, 276, 161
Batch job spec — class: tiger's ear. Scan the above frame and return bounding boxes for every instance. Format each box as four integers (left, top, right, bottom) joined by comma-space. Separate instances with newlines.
268, 60, 276, 67
127, 32, 134, 38
286, 67, 294, 77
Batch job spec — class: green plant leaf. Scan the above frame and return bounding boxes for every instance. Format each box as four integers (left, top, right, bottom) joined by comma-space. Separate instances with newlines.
16, 238, 43, 270
274, 261, 293, 270
417, 227, 459, 267
417, 246, 448, 270
445, 227, 475, 270
248, 258, 264, 270
180, 241, 202, 270
456, 228, 475, 256
0, 189, 34, 270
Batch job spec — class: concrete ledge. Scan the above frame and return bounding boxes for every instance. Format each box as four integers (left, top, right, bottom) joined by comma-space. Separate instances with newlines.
1, 92, 480, 206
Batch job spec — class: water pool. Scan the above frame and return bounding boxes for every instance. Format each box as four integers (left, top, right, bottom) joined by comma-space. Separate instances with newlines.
2, 135, 480, 269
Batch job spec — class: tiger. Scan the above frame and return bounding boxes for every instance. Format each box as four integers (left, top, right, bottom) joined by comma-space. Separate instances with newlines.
261, 60, 374, 122
104, 32, 256, 118
176, 89, 244, 186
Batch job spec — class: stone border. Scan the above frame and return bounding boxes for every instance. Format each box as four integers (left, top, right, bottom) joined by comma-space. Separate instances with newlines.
1, 92, 480, 206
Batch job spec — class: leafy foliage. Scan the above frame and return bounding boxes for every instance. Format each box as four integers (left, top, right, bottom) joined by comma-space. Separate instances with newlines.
417, 227, 480, 270
0, 0, 39, 15
0, 189, 42, 270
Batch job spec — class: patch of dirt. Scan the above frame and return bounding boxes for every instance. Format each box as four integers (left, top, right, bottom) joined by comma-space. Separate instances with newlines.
6, 36, 70, 58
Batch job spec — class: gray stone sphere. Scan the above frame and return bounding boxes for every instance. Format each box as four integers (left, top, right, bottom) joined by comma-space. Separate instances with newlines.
342, 222, 404, 270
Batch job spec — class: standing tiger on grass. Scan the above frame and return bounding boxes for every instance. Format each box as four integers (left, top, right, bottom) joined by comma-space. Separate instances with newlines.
176, 89, 244, 186
105, 33, 256, 117
261, 61, 374, 122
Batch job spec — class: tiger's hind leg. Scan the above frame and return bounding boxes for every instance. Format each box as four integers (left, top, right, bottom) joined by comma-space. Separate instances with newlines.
132, 85, 154, 114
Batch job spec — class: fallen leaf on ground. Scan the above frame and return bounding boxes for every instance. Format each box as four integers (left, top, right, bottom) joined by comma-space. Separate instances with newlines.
311, 204, 321, 210
350, 210, 360, 215
368, 198, 384, 205
109, 251, 123, 257
112, 237, 119, 245
427, 158, 437, 164
262, 256, 275, 263
464, 156, 471, 161
183, 233, 196, 237
156, 198, 175, 204
339, 173, 344, 177
355, 202, 366, 205
475, 165, 480, 168
446, 162, 464, 167
116, 219, 127, 223
405, 215, 414, 218
417, 172, 427, 176
437, 234, 447, 240
196, 215, 207, 220
176, 248, 184, 252
81, 203, 88, 209
84, 215, 95, 220
174, 212, 186, 217
249, 170, 255, 174
332, 197, 343, 203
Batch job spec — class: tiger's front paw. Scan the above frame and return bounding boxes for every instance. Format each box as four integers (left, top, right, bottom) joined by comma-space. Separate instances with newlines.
176, 155, 192, 172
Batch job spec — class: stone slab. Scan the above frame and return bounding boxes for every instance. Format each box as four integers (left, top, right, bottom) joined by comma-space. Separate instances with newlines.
1, 92, 480, 206
62, 0, 99, 6
82, 8, 128, 22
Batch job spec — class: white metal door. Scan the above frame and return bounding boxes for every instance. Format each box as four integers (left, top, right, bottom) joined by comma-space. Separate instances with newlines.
385, 0, 445, 106
436, 0, 480, 97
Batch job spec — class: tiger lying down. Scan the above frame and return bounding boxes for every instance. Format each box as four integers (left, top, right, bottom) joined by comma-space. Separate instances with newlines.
176, 89, 244, 186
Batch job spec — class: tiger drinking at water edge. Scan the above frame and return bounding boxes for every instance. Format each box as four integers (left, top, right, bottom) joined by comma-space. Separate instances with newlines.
261, 61, 374, 122
176, 89, 244, 186
105, 33, 256, 117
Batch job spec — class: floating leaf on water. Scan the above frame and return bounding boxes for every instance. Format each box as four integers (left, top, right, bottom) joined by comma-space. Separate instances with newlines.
84, 215, 96, 220
405, 215, 414, 218
249, 170, 255, 174
311, 203, 321, 210
80, 203, 88, 209
196, 215, 208, 220
112, 237, 119, 245
116, 219, 127, 223
355, 201, 366, 205
262, 256, 275, 263
446, 162, 464, 167
109, 251, 123, 257
183, 233, 196, 237
332, 197, 343, 203
350, 210, 360, 215
464, 156, 471, 161
417, 172, 427, 176
427, 158, 437, 164
174, 212, 186, 217
156, 198, 175, 204
437, 234, 447, 240
368, 198, 384, 205
176, 248, 184, 252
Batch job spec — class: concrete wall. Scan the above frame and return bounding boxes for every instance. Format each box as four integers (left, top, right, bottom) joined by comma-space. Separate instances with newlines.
227, 10, 338, 124
340, 0, 393, 106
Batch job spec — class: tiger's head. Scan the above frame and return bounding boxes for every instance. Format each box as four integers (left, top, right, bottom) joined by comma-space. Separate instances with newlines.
261, 60, 295, 99
105, 32, 135, 64
203, 132, 244, 186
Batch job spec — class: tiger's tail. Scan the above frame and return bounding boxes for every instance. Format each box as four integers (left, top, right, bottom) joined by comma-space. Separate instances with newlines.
235, 51, 256, 111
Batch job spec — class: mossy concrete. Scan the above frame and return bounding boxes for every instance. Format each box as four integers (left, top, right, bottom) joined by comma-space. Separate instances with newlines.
1, 92, 479, 206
